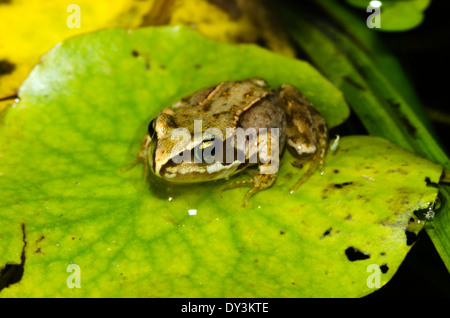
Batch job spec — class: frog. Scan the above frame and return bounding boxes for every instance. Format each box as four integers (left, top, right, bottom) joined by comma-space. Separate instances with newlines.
124, 78, 328, 206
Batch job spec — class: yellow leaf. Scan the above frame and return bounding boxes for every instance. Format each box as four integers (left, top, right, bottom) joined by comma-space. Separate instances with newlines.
0, 0, 294, 100
0, 0, 155, 98
163, 0, 295, 57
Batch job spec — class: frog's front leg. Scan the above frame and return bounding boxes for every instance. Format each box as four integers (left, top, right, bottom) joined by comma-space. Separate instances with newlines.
242, 168, 278, 207
222, 129, 280, 207
119, 134, 152, 182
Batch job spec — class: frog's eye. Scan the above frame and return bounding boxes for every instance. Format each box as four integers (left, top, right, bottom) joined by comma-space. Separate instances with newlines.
148, 119, 157, 138
194, 138, 216, 164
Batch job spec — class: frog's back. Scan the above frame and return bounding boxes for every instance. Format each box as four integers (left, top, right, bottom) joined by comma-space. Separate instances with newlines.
172, 79, 269, 132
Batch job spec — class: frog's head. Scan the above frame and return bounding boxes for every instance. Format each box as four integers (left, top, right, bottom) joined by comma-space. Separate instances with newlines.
147, 112, 245, 183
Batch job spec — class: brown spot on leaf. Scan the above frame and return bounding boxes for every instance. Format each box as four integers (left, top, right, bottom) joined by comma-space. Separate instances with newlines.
405, 230, 418, 246
334, 182, 353, 189
387, 169, 408, 174
320, 227, 332, 239
425, 176, 439, 188
345, 246, 370, 261
0, 60, 15, 75
0, 224, 26, 291
290, 161, 303, 169
35, 248, 44, 255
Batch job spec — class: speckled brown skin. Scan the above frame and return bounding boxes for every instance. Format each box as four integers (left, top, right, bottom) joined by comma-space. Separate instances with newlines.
126, 78, 328, 206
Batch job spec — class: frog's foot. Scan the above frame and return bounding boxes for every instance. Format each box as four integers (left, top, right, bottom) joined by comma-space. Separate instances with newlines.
222, 173, 278, 207
289, 151, 325, 193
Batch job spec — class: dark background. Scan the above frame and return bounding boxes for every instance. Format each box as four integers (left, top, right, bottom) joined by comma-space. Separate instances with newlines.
359, 0, 450, 297
281, 0, 450, 297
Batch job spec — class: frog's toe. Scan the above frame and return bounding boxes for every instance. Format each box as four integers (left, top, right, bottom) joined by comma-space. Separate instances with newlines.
221, 173, 277, 207
242, 186, 261, 207
118, 157, 141, 173
220, 177, 262, 207
290, 159, 325, 193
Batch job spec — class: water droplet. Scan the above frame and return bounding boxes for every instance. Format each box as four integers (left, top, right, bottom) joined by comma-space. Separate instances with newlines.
330, 135, 340, 151
370, 1, 382, 8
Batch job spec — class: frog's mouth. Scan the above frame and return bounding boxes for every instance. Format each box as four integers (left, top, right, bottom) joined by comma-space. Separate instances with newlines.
158, 160, 248, 182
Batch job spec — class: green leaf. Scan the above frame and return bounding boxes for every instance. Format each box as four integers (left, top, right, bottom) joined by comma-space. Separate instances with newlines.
315, 0, 435, 132
280, 1, 450, 272
346, 0, 431, 31
0, 26, 442, 297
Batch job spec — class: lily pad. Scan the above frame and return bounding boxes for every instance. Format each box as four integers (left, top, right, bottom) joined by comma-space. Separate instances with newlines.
0, 26, 442, 297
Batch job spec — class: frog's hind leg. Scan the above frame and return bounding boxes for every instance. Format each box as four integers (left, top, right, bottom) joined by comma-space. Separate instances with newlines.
278, 84, 328, 193
289, 141, 326, 193
290, 109, 328, 193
